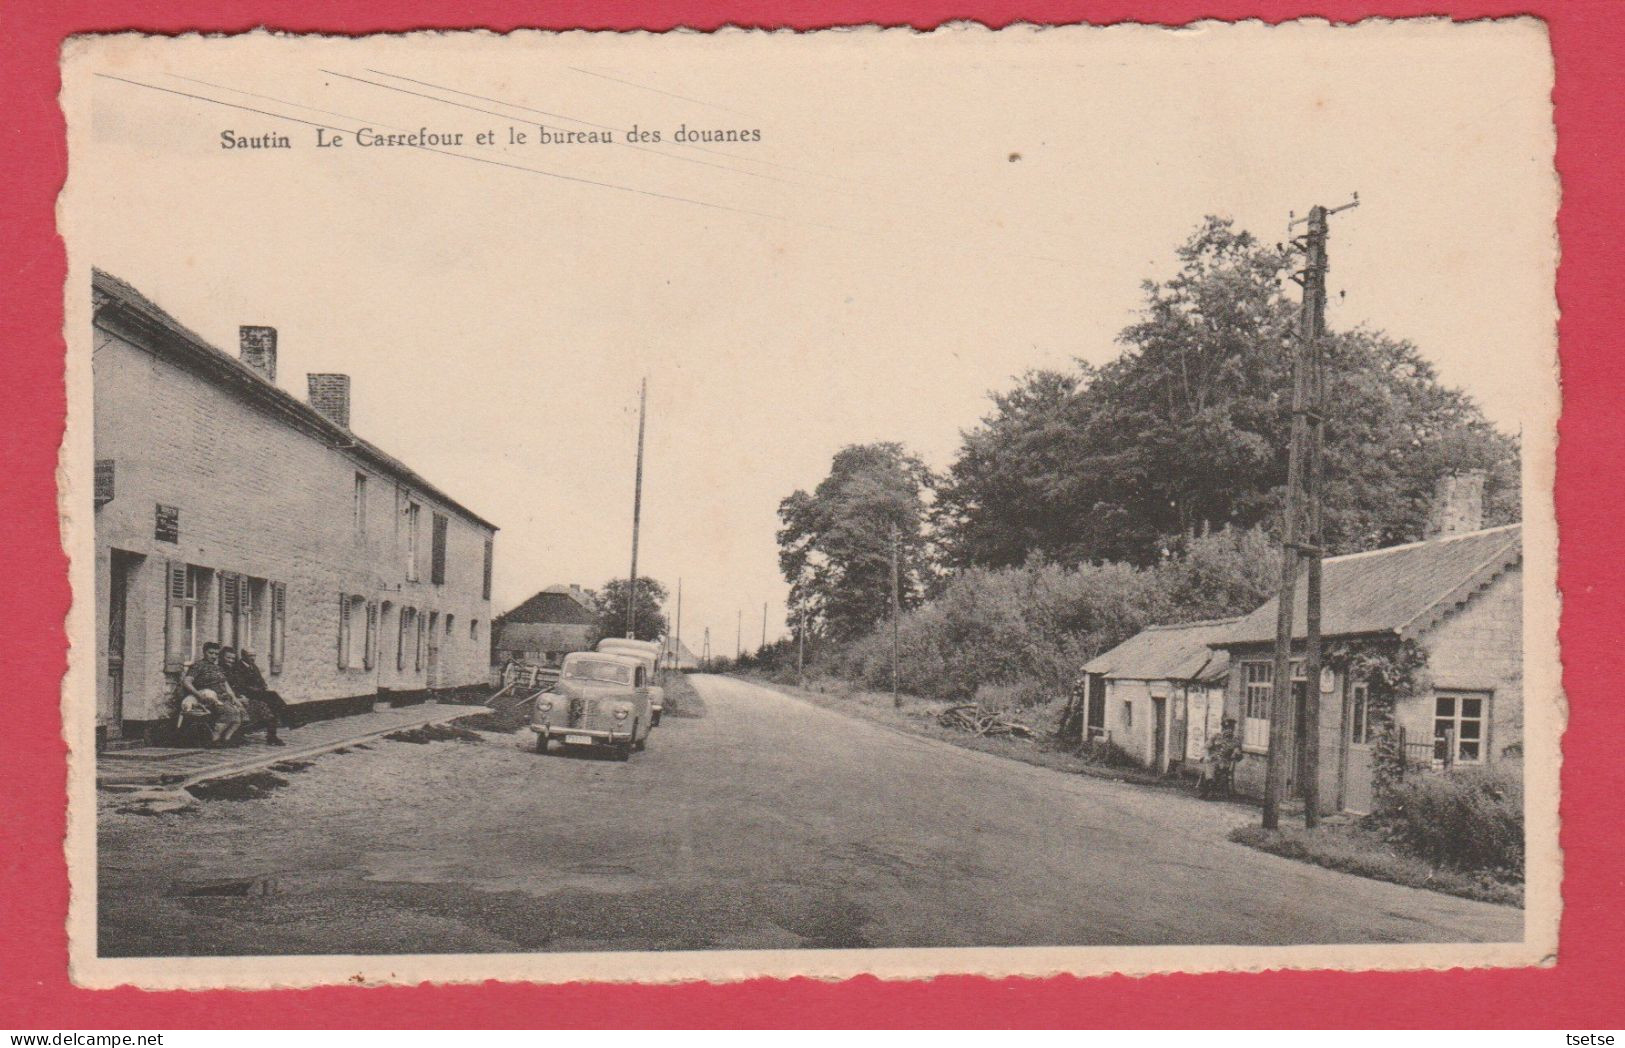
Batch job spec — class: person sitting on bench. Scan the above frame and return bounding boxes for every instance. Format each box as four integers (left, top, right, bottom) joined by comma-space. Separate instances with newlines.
221, 646, 287, 746
180, 642, 246, 747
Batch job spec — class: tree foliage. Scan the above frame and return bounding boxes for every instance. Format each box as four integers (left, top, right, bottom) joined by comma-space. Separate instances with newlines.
935, 216, 1520, 568
593, 576, 669, 643
777, 443, 936, 644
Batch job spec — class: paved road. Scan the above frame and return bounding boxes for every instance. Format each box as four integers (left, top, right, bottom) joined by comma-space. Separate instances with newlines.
98, 674, 1521, 956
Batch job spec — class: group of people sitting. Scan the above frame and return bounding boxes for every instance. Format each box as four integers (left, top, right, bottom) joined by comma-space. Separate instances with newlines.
177, 642, 293, 748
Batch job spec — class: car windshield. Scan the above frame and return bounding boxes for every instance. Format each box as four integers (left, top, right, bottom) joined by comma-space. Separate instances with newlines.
564, 659, 633, 685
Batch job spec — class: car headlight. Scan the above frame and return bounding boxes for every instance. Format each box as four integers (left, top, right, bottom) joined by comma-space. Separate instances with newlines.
613, 707, 630, 720
537, 699, 553, 713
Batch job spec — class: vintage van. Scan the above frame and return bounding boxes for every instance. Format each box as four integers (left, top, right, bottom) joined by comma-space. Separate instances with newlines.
596, 638, 666, 726
529, 651, 654, 760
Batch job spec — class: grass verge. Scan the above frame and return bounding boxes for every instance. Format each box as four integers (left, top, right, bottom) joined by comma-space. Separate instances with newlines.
663, 672, 708, 719
1230, 822, 1523, 907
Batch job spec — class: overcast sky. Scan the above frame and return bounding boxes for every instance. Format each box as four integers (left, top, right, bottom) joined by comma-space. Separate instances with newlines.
69, 21, 1556, 651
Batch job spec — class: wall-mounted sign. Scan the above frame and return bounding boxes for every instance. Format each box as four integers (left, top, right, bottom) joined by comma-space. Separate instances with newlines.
1320, 666, 1337, 694
155, 503, 179, 543
94, 460, 115, 507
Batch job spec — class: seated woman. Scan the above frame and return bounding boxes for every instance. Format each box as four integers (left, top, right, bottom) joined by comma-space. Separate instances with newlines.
220, 646, 287, 746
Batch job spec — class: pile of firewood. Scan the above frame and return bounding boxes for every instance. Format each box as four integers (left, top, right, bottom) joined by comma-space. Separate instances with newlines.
936, 704, 1036, 739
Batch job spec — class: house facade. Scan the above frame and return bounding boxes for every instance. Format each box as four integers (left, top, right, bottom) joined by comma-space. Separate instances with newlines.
93, 270, 498, 745
495, 584, 599, 666
1080, 618, 1236, 774
1211, 521, 1522, 814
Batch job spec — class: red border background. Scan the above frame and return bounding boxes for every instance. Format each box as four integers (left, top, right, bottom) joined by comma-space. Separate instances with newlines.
3, 0, 1620, 1029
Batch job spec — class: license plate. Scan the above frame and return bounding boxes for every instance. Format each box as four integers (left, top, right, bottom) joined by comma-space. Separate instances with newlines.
564, 734, 593, 746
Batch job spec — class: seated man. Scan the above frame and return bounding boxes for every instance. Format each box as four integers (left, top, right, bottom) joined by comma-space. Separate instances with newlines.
180, 642, 246, 746
221, 646, 287, 746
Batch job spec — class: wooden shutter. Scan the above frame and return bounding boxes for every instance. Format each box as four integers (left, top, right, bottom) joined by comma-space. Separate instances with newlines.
219, 573, 239, 646
269, 582, 286, 674
482, 538, 493, 600
397, 608, 408, 671
364, 601, 378, 671
163, 560, 188, 672
415, 611, 425, 671
338, 593, 349, 669
431, 514, 448, 585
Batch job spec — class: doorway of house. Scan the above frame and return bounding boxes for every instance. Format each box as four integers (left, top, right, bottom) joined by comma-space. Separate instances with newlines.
1343, 682, 1376, 813
425, 611, 441, 690
104, 550, 141, 743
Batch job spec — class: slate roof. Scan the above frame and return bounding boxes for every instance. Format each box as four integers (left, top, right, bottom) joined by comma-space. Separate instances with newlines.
503, 588, 600, 626
92, 269, 497, 531
1082, 617, 1238, 683
1215, 523, 1522, 647
497, 622, 595, 653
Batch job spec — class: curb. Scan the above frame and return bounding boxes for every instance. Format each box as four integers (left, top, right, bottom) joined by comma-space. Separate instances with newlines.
97, 704, 491, 790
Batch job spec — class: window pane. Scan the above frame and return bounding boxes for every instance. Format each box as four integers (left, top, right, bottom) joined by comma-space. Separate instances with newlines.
1436, 696, 1454, 716
1459, 720, 1481, 740
1462, 698, 1483, 718
1459, 740, 1480, 761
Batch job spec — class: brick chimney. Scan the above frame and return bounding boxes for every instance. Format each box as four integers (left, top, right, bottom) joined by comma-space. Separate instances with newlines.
1425, 468, 1487, 538
239, 326, 277, 382
306, 373, 351, 428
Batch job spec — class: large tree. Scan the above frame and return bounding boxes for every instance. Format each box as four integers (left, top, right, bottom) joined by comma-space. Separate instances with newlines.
935, 217, 1520, 568
777, 443, 936, 644
593, 576, 669, 643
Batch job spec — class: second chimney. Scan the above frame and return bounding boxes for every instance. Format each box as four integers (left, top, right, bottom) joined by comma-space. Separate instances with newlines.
307, 373, 351, 428
239, 325, 277, 382
1425, 468, 1487, 539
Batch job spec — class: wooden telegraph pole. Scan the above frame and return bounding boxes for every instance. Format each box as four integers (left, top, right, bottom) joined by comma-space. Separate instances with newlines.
625, 377, 648, 640
890, 523, 902, 709
762, 602, 768, 651
673, 577, 682, 671
1262, 195, 1357, 831
736, 609, 741, 662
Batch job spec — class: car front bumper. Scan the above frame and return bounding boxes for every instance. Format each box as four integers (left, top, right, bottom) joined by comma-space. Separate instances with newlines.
530, 724, 634, 744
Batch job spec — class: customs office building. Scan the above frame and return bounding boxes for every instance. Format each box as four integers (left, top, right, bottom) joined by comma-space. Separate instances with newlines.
91, 270, 499, 746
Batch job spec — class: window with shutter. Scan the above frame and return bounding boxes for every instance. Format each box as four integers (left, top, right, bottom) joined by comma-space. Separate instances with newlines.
431, 513, 448, 585
269, 582, 286, 674
365, 601, 378, 671
482, 538, 493, 600
398, 607, 412, 671
415, 610, 425, 671
405, 502, 421, 581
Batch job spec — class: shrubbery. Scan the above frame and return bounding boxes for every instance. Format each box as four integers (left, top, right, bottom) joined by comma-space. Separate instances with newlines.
1373, 764, 1524, 877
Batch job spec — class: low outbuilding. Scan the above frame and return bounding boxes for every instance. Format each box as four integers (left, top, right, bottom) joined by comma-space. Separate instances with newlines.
1079, 617, 1239, 774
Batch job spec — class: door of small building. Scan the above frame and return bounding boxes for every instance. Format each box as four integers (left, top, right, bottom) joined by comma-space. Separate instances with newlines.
425, 611, 441, 689
1168, 688, 1189, 768
1343, 682, 1376, 813
104, 550, 139, 741
1152, 696, 1168, 774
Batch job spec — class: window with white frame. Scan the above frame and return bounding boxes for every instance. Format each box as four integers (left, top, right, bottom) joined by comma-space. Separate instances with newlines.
398, 606, 415, 671
339, 594, 368, 670
1243, 661, 1273, 750
405, 501, 421, 581
1350, 682, 1373, 744
1434, 692, 1488, 765
353, 473, 368, 545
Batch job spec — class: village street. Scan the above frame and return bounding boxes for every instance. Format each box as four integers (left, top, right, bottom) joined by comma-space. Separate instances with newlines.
97, 674, 1521, 957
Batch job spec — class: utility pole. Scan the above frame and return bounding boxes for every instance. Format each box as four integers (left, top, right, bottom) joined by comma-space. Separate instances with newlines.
736, 609, 741, 662
625, 377, 648, 640
890, 522, 902, 709
1262, 194, 1357, 831
673, 577, 682, 671
703, 627, 710, 670
796, 604, 805, 685
762, 602, 768, 652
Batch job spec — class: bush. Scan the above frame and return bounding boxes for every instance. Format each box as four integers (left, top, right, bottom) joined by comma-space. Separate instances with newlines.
1372, 765, 1524, 877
